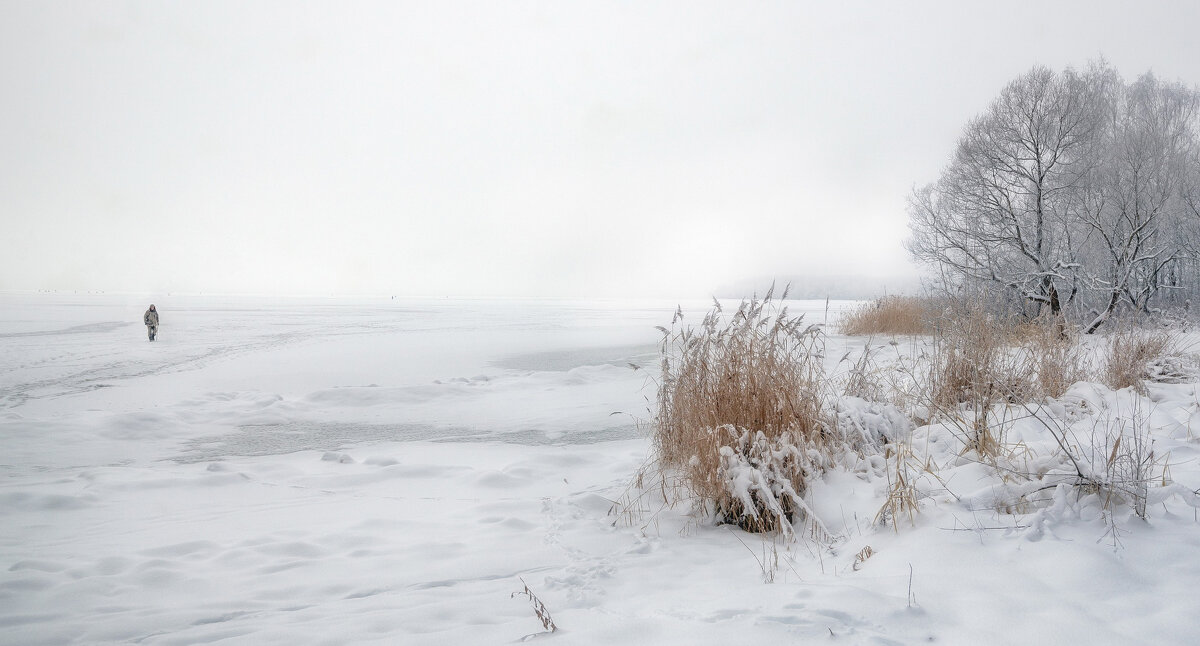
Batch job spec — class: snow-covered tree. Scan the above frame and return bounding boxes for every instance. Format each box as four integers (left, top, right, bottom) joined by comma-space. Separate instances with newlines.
1077, 71, 1200, 332
907, 66, 1101, 316
908, 61, 1200, 330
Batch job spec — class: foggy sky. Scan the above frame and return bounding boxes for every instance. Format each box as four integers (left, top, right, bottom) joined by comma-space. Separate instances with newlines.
3, 1, 1200, 298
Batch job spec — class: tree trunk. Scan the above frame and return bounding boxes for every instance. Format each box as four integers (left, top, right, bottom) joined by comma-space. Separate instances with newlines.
1040, 276, 1062, 316
1084, 290, 1121, 334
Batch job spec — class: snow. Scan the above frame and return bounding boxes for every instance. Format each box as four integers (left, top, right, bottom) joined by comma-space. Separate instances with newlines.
2, 293, 1198, 645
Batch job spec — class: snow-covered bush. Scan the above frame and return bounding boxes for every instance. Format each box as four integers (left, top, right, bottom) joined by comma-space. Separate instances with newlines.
835, 396, 909, 447
713, 426, 830, 538
1038, 397, 1191, 522
1083, 409, 1156, 518
653, 288, 874, 535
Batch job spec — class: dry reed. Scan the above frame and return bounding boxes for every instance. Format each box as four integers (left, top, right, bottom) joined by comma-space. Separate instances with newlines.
1023, 315, 1089, 399
654, 288, 839, 533
839, 296, 935, 337
924, 301, 1036, 458
875, 441, 921, 531
512, 578, 557, 633
1103, 326, 1174, 393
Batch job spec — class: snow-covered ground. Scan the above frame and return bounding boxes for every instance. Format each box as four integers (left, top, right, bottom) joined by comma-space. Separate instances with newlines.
2, 294, 1198, 645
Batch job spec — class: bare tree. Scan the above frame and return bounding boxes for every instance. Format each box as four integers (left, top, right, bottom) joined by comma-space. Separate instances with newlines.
909, 61, 1200, 331
1077, 72, 1200, 332
907, 66, 1100, 316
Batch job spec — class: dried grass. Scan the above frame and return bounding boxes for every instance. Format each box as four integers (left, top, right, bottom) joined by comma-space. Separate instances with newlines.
921, 303, 1090, 458
876, 442, 921, 531
654, 288, 844, 534
1103, 326, 1175, 393
512, 578, 557, 634
924, 302, 1027, 457
839, 296, 936, 337
840, 343, 888, 403
1023, 316, 1089, 399
1088, 408, 1157, 519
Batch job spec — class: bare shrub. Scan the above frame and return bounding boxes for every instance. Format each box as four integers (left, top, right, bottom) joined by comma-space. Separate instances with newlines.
1086, 410, 1156, 519
839, 296, 935, 337
926, 301, 1034, 458
1024, 400, 1187, 525
654, 289, 849, 534
1103, 327, 1174, 393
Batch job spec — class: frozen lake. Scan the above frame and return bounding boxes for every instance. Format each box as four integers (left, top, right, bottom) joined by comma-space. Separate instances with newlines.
0, 293, 866, 645
0, 294, 854, 455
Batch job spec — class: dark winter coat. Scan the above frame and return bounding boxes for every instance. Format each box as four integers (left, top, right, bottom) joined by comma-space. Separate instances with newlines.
144, 308, 159, 327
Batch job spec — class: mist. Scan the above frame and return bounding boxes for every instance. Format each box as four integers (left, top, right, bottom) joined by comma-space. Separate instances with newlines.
3, 2, 1199, 298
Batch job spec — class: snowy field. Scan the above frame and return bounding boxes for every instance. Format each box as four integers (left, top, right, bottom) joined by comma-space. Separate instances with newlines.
2, 294, 1199, 645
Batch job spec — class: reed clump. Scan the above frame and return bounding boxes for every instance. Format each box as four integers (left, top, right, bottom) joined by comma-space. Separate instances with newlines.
654, 289, 840, 535
922, 301, 1090, 458
1023, 315, 1089, 399
839, 296, 936, 337
928, 301, 1032, 409
1103, 326, 1175, 394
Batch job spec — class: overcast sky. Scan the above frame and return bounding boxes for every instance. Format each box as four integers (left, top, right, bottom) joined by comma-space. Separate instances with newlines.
3, 1, 1200, 298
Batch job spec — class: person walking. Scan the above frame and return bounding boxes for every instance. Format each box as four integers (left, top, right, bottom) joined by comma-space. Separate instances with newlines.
143, 304, 160, 341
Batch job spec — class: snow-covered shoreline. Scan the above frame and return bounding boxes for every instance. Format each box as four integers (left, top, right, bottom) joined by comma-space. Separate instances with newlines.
2, 294, 1198, 645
